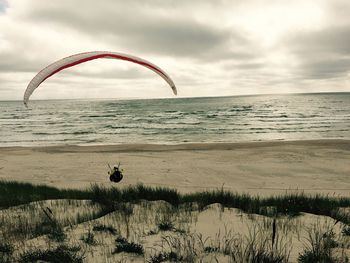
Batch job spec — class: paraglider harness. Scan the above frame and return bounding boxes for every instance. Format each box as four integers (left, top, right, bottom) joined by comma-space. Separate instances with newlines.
108, 163, 124, 183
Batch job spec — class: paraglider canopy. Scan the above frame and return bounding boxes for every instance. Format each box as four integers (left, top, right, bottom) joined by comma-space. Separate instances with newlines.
23, 51, 177, 106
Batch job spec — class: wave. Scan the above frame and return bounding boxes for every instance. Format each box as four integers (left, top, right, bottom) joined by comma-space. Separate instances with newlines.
1, 93, 350, 146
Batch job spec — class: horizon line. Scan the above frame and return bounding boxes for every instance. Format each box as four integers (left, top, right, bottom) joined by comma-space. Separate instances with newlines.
1, 91, 350, 102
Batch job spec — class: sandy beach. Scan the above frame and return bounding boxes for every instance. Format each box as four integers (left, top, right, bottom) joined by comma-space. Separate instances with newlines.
1, 139, 349, 196
1, 139, 350, 262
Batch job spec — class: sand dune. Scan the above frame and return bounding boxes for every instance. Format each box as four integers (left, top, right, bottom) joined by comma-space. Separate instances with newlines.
1, 199, 349, 262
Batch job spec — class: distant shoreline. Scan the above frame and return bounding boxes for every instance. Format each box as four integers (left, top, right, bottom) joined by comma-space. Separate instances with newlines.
1, 138, 350, 152
1, 90, 350, 102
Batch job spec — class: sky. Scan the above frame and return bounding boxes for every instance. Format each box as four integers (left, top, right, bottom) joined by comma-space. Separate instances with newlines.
0, 0, 350, 100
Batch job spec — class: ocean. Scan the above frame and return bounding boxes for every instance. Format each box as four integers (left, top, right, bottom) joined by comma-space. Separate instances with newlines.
1, 93, 349, 146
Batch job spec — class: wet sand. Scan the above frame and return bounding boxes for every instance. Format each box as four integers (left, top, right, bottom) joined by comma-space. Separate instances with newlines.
0, 139, 349, 196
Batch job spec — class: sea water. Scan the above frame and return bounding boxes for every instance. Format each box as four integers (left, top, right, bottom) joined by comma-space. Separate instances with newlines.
1, 93, 349, 146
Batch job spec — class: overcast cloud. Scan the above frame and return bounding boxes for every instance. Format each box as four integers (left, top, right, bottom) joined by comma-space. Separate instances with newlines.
0, 0, 349, 100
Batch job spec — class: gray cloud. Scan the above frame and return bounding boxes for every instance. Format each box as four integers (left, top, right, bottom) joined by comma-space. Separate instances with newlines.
286, 25, 350, 80
290, 26, 350, 56
296, 58, 350, 80
22, 0, 255, 62
1, 0, 350, 100
0, 51, 47, 72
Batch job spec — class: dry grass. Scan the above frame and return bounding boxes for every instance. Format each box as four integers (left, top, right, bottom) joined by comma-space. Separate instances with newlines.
0, 181, 349, 262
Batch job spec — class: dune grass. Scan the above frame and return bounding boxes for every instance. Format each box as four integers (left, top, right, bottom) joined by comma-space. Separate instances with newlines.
1, 180, 349, 262
183, 190, 350, 224
0, 180, 89, 209
92, 224, 118, 235
87, 184, 350, 224
113, 236, 144, 255
1, 180, 349, 225
19, 245, 83, 263
342, 225, 350, 236
298, 222, 347, 263
0, 241, 14, 263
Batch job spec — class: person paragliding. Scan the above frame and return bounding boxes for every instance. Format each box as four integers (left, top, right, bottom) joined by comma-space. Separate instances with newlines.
108, 163, 124, 183
23, 51, 177, 185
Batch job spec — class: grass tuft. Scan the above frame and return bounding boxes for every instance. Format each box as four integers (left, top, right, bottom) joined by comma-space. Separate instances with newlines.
342, 225, 350, 236
81, 230, 97, 245
298, 223, 343, 263
0, 242, 14, 263
158, 220, 174, 231
204, 246, 219, 253
113, 236, 144, 255
37, 207, 66, 242
47, 224, 66, 242
19, 245, 83, 263
0, 242, 13, 254
148, 251, 182, 263
93, 224, 118, 235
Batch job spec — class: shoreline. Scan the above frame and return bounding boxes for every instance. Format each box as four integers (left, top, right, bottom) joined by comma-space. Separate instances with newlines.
2, 138, 350, 152
1, 139, 349, 196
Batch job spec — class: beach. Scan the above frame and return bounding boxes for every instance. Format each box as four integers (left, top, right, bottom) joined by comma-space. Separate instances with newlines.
1, 139, 349, 196
3, 1, 350, 259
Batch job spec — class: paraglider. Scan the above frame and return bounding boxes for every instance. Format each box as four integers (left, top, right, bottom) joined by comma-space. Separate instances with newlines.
23, 51, 177, 106
108, 163, 124, 183
23, 51, 178, 184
